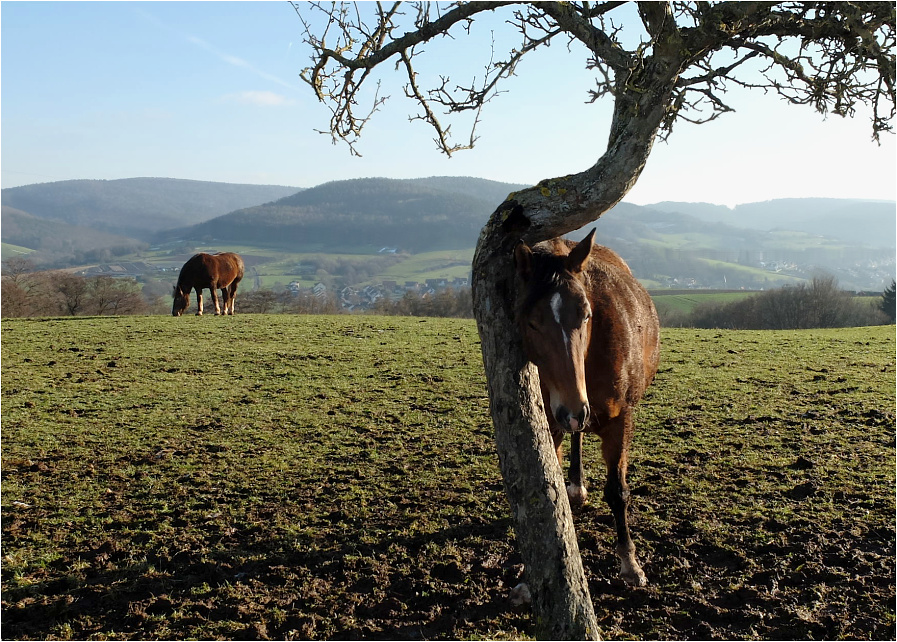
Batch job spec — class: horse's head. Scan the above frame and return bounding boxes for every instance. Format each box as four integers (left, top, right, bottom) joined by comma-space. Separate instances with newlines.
172, 285, 189, 317
515, 229, 595, 433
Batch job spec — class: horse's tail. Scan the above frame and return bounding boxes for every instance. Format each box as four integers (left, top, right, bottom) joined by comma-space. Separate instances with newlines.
227, 253, 245, 281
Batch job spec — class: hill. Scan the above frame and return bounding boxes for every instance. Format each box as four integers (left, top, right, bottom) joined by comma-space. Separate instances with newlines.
646, 198, 895, 248
0, 177, 301, 240
1, 205, 145, 264
2, 175, 892, 290
171, 177, 529, 252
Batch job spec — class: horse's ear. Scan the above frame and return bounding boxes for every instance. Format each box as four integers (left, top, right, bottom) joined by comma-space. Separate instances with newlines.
566, 228, 595, 274
514, 240, 533, 280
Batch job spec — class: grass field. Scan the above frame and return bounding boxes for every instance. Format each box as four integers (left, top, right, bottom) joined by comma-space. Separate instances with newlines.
650, 291, 756, 315
375, 250, 473, 283
1, 242, 37, 261
2, 316, 894, 640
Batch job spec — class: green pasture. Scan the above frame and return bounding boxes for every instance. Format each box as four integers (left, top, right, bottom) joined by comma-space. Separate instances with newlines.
375, 250, 474, 283
694, 257, 805, 284
130, 244, 472, 289
650, 291, 756, 315
2, 316, 894, 640
1, 242, 37, 261
642, 228, 845, 253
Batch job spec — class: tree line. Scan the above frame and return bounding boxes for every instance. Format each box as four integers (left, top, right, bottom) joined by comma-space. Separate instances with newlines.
5, 258, 893, 327
2, 259, 154, 318
659, 276, 894, 329
238, 287, 473, 318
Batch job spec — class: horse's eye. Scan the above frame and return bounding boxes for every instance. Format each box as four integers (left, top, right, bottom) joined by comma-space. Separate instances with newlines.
528, 321, 539, 332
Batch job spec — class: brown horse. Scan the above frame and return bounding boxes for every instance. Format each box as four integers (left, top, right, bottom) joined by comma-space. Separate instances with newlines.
172, 252, 244, 317
514, 229, 660, 586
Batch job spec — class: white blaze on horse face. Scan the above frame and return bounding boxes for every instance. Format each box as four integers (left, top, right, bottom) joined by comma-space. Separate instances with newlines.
550, 291, 563, 324
550, 292, 570, 352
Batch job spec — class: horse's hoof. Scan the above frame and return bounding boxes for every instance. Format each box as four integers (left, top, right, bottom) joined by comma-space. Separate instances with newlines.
566, 483, 588, 511
621, 563, 647, 587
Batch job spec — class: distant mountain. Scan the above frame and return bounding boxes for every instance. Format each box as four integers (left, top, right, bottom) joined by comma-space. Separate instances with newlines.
644, 198, 895, 248
3, 174, 892, 289
580, 201, 895, 290
407, 176, 527, 204
172, 177, 529, 252
1, 178, 301, 241
2, 205, 145, 263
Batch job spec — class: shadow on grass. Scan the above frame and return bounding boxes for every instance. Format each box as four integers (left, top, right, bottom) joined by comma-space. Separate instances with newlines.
2, 512, 527, 640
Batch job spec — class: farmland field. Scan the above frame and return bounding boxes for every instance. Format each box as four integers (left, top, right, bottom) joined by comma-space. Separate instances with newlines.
2, 316, 894, 640
1, 242, 37, 261
650, 291, 756, 315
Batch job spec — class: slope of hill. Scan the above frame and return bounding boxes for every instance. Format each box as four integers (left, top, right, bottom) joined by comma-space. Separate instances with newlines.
646, 199, 895, 248
174, 177, 527, 252
576, 202, 895, 290
1, 242, 37, 262
3, 175, 892, 290
407, 176, 528, 203
1, 205, 145, 263
0, 178, 302, 240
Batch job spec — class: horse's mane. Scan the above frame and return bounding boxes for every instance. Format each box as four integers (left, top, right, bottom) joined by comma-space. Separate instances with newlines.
517, 241, 578, 317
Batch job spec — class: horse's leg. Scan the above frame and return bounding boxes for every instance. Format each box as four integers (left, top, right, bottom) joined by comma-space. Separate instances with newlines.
195, 287, 204, 316
210, 283, 222, 315
567, 431, 588, 509
602, 409, 646, 586
220, 287, 230, 315
541, 381, 565, 465
228, 283, 238, 315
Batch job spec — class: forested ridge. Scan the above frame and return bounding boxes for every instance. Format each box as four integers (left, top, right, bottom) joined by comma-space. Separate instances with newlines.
1, 177, 301, 240
2, 176, 893, 290
1, 206, 145, 263
174, 177, 529, 252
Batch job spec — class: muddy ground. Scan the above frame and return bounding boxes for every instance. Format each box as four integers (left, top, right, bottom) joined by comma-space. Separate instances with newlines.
2, 317, 894, 639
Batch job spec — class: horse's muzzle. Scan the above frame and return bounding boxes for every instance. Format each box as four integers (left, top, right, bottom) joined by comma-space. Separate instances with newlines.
556, 404, 590, 433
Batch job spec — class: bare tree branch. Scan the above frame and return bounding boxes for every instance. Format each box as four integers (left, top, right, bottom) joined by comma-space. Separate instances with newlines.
297, 1, 893, 156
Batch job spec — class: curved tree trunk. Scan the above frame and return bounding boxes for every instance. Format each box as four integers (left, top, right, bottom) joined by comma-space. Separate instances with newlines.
471, 59, 681, 639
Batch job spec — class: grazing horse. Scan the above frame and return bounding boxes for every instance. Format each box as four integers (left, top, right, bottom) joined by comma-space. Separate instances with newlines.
514, 229, 660, 586
172, 252, 244, 317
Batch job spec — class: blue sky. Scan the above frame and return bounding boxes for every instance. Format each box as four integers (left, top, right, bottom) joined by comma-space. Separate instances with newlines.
1, 1, 894, 207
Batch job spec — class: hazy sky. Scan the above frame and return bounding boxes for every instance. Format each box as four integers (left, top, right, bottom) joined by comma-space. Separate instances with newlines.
2, 1, 894, 207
